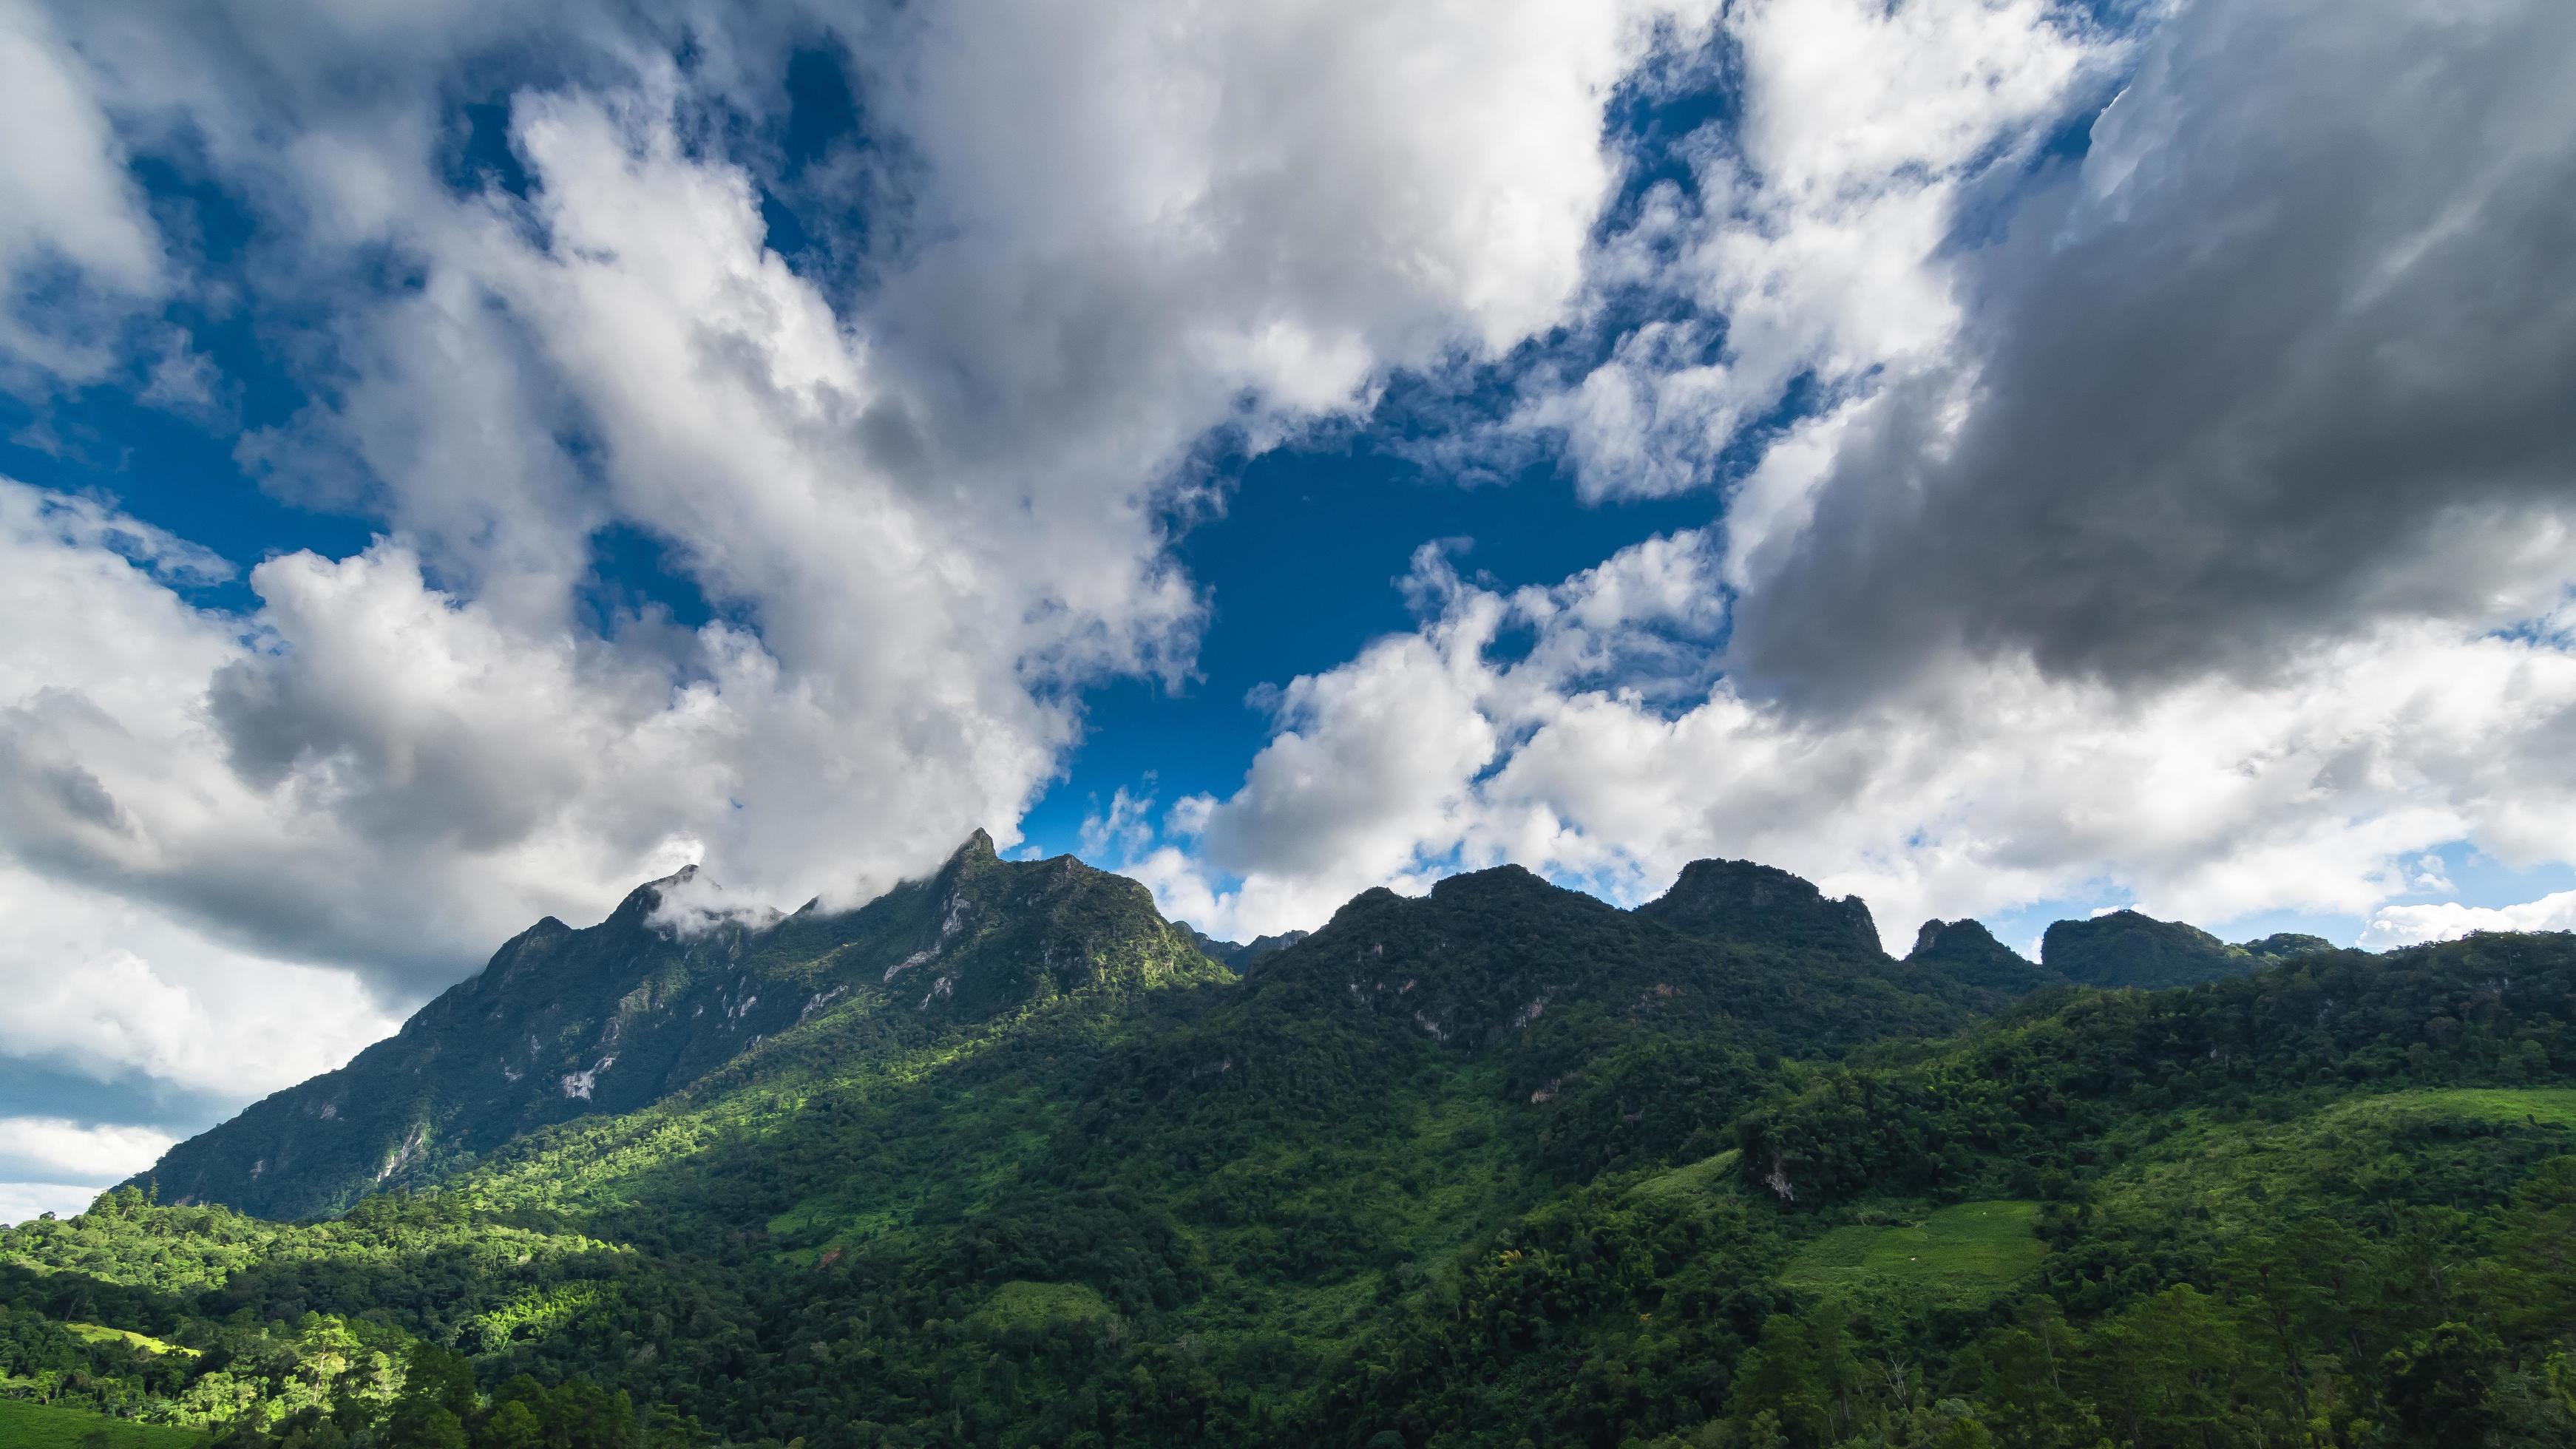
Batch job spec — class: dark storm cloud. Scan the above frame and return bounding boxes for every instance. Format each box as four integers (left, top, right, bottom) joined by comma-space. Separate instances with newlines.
1727, 0, 2576, 705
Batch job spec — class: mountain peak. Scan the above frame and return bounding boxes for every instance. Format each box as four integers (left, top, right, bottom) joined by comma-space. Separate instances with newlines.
1907, 917, 2066, 996
610, 861, 702, 918
131, 830, 1219, 1220
1911, 917, 2001, 957
2240, 931, 2337, 960
2042, 909, 2254, 990
1636, 858, 1881, 956
1428, 862, 1558, 903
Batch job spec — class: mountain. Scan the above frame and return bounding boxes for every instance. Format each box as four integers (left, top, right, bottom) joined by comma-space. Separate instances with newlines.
41, 845, 1979, 1441
1633, 858, 1882, 955
1905, 917, 2068, 996
10, 845, 2575, 1449
1255, 862, 1970, 1062
2239, 929, 2338, 960
1111, 863, 1977, 1186
144, 852, 1973, 1228
1183, 926, 1310, 971
138, 832, 1224, 1220
2038, 906, 2263, 989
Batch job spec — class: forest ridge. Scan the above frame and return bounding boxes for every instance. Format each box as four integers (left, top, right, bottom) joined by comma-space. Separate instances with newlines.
0, 837, 2568, 1448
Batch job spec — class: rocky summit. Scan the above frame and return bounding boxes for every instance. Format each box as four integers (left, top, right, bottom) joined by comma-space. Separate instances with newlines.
140, 832, 1218, 1221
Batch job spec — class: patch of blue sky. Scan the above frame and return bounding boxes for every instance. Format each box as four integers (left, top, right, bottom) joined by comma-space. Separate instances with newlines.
1, 391, 365, 619
1016, 436, 1713, 859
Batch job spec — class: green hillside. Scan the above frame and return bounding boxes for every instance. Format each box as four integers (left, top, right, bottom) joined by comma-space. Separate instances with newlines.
4, 849, 2573, 1448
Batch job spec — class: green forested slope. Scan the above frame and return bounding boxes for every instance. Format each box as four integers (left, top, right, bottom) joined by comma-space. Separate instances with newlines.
4, 849, 2572, 1448
138, 834, 1220, 1220
1904, 920, 2068, 999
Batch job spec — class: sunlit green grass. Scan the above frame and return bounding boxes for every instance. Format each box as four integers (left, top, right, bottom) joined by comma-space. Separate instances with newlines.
2367, 1086, 2576, 1127
61, 1323, 197, 1358
0, 1399, 208, 1448
1783, 1200, 2045, 1306
1630, 1148, 1741, 1204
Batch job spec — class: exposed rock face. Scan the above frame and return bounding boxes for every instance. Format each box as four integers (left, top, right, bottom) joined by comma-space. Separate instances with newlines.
1906, 918, 2069, 997
2041, 909, 2259, 991
1634, 859, 1883, 957
135, 832, 1216, 1220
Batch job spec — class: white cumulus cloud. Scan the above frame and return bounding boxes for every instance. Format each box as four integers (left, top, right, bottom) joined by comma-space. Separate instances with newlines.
0, 0, 165, 381
0, 1117, 177, 1184
0, 0, 1732, 1138
1136, 543, 2576, 949
2364, 890, 2576, 950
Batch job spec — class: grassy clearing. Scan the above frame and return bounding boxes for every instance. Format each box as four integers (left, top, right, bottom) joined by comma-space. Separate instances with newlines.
972, 1280, 1114, 1331
2360, 1086, 2576, 1128
0, 1398, 208, 1448
1783, 1201, 2044, 1306
1632, 1149, 1742, 1204
61, 1323, 197, 1358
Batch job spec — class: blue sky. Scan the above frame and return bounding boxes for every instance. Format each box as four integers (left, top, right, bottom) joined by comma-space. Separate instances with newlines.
2, 0, 2575, 1221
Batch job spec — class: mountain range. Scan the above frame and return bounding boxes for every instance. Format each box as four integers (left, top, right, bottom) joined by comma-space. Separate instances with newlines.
4, 837, 2569, 1449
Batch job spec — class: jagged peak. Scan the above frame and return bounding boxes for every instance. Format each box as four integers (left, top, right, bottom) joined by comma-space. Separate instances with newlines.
1909, 917, 2007, 959
953, 827, 1000, 863
610, 862, 700, 917
1902, 916, 2065, 997
1638, 858, 1881, 956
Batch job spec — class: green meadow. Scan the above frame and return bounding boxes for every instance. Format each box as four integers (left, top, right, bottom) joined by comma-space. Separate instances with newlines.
1782, 1199, 2047, 1306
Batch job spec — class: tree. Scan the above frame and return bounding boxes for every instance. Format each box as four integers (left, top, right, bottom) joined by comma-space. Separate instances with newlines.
2379, 1321, 2504, 1442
